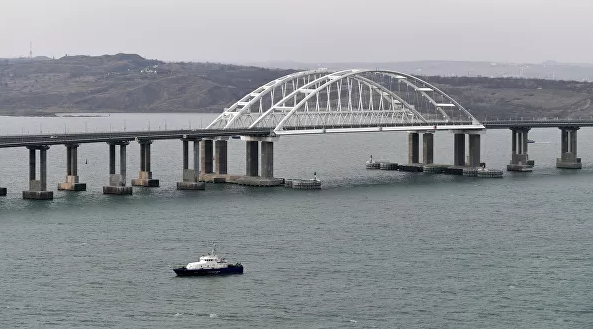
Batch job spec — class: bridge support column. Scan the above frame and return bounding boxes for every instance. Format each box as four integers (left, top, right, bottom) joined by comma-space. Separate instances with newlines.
507, 127, 534, 172
58, 144, 86, 191
200, 139, 214, 175
215, 140, 228, 175
556, 127, 581, 169
132, 140, 160, 187
23, 145, 53, 200
468, 134, 481, 167
453, 133, 465, 166
422, 132, 434, 165
261, 141, 274, 178
177, 139, 205, 190
103, 141, 133, 195
246, 141, 258, 176
408, 132, 419, 164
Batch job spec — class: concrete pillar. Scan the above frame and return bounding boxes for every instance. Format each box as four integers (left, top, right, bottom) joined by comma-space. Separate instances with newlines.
522, 130, 528, 155
557, 127, 581, 169
422, 133, 434, 165
177, 139, 205, 190
246, 141, 259, 176
29, 147, 36, 180
132, 140, 159, 187
511, 130, 517, 154
139, 143, 146, 172
23, 146, 53, 200
39, 147, 47, 191
215, 140, 228, 175
408, 132, 419, 164
59, 144, 86, 191
508, 128, 533, 171
120, 144, 127, 185
261, 141, 274, 178
103, 142, 132, 195
109, 144, 116, 175
71, 145, 78, 177
468, 134, 481, 167
193, 140, 200, 175
453, 133, 465, 166
182, 140, 189, 170
66, 146, 72, 176
200, 139, 214, 174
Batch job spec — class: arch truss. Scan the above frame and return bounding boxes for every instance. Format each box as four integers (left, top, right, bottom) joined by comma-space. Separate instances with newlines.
207, 69, 484, 135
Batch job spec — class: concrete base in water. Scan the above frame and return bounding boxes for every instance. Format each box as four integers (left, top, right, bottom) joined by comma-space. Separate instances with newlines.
199, 174, 227, 183
23, 190, 53, 200
131, 171, 160, 187
398, 164, 424, 172
176, 182, 206, 190
0, 187, 6, 196
556, 154, 582, 169
507, 164, 533, 172
103, 186, 133, 195
58, 176, 86, 191
236, 176, 284, 187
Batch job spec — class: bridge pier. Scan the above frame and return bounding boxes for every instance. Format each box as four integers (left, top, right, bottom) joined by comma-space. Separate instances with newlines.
556, 127, 581, 169
23, 145, 53, 200
177, 139, 205, 190
453, 133, 465, 166
261, 141, 274, 178
58, 144, 86, 191
408, 132, 419, 164
422, 132, 434, 165
200, 139, 214, 175
246, 141, 258, 176
215, 139, 228, 175
103, 141, 133, 195
507, 127, 534, 172
132, 140, 160, 187
468, 134, 481, 167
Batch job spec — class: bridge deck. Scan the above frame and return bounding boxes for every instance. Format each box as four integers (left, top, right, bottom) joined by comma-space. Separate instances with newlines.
482, 120, 593, 129
0, 129, 272, 148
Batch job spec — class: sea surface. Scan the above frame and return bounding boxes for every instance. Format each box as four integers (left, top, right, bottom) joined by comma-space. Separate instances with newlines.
1, 113, 593, 328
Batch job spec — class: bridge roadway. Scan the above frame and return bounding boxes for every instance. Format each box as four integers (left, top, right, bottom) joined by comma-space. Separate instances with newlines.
0, 128, 272, 148
482, 119, 593, 129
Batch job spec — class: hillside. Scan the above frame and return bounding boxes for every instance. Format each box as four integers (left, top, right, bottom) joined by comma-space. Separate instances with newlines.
1, 54, 593, 119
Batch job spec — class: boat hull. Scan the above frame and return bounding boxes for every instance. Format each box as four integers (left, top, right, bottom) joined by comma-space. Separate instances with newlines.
173, 265, 244, 276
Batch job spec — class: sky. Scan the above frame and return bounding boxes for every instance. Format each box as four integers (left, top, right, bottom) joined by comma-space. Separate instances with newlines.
1, 0, 593, 64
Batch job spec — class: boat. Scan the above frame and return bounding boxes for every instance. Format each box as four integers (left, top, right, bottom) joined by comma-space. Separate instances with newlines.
527, 139, 535, 143
173, 245, 243, 276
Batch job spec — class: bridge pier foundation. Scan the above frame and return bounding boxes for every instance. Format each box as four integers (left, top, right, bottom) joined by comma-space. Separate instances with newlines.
556, 127, 581, 169
422, 132, 434, 165
177, 139, 205, 190
58, 144, 86, 191
408, 132, 419, 164
23, 145, 53, 200
103, 142, 133, 195
507, 127, 534, 172
132, 140, 160, 187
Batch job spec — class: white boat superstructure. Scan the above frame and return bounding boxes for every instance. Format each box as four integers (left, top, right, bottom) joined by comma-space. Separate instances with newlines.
185, 246, 229, 270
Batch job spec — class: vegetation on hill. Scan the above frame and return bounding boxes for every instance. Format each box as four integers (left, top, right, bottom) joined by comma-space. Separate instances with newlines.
1, 54, 593, 119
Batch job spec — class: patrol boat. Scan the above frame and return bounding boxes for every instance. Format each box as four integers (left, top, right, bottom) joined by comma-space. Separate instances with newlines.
173, 245, 243, 276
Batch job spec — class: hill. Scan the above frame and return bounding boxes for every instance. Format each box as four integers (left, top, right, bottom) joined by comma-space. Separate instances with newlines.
1, 54, 593, 119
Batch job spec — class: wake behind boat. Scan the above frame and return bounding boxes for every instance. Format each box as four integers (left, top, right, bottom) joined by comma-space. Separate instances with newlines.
173, 245, 243, 277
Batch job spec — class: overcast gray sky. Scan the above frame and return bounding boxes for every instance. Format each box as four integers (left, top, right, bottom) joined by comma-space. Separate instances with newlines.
2, 0, 592, 64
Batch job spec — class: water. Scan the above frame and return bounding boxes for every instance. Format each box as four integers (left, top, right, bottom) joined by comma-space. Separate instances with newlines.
1, 113, 593, 328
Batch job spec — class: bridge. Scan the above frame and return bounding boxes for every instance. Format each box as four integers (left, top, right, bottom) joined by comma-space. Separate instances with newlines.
0, 69, 591, 199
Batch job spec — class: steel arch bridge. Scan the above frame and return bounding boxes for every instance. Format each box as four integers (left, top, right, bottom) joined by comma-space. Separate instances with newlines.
207, 69, 484, 135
